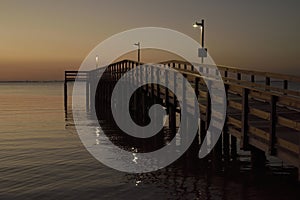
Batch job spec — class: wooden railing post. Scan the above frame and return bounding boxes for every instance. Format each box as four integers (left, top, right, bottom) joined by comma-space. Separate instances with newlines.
224, 70, 228, 78
237, 73, 241, 80
283, 80, 288, 95
265, 76, 270, 91
265, 77, 270, 86
283, 80, 288, 90
251, 75, 255, 83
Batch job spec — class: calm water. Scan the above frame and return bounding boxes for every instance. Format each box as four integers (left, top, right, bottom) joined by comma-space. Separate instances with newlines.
0, 82, 300, 200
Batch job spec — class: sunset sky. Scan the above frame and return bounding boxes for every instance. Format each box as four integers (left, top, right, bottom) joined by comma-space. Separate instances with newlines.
0, 0, 299, 81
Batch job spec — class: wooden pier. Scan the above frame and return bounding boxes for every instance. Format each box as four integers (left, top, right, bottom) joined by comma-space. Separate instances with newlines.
65, 59, 300, 180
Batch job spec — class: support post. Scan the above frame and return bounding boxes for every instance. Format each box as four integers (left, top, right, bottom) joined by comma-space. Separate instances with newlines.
231, 136, 237, 160
269, 95, 277, 155
223, 84, 230, 163
241, 88, 249, 150
200, 119, 206, 144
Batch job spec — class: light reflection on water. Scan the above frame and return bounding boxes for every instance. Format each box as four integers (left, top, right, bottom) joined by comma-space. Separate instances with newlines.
0, 82, 300, 200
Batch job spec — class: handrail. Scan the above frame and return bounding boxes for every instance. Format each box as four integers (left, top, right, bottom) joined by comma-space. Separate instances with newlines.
65, 59, 300, 96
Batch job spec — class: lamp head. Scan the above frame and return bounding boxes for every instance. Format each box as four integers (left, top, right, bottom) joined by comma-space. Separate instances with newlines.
193, 21, 203, 28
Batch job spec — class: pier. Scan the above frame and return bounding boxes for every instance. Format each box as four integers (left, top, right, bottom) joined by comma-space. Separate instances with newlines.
65, 59, 300, 180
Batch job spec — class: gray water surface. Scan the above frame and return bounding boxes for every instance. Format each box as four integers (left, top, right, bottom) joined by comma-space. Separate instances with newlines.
0, 82, 300, 200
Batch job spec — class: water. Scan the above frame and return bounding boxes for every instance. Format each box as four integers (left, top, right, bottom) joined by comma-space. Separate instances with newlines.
1, 82, 300, 200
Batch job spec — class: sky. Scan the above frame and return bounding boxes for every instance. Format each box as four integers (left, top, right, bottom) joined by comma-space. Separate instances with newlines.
0, 0, 299, 81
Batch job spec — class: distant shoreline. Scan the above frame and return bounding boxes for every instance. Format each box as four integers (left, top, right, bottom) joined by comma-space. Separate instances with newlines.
0, 80, 64, 83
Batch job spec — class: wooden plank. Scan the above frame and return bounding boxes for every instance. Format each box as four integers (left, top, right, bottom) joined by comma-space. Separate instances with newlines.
199, 91, 207, 98
277, 149, 299, 167
227, 84, 243, 95
249, 90, 271, 102
227, 116, 242, 128
277, 95, 300, 110
277, 138, 299, 154
228, 100, 242, 110
249, 107, 270, 120
199, 104, 206, 113
248, 137, 269, 152
249, 126, 269, 141
228, 127, 241, 139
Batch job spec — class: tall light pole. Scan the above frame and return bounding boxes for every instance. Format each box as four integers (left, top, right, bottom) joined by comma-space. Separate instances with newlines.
193, 19, 207, 63
134, 42, 140, 65
96, 55, 99, 69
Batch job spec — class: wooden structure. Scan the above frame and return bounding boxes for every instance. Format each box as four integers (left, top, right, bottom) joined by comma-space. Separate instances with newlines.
65, 59, 300, 180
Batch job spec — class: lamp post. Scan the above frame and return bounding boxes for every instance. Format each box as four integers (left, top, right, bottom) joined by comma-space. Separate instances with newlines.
96, 55, 99, 69
193, 19, 207, 63
134, 42, 141, 65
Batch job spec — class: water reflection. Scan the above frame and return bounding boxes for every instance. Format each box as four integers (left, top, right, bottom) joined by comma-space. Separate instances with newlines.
65, 106, 300, 200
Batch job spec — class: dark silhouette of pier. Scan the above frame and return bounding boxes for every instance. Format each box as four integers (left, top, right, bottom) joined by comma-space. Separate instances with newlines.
65, 59, 300, 180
